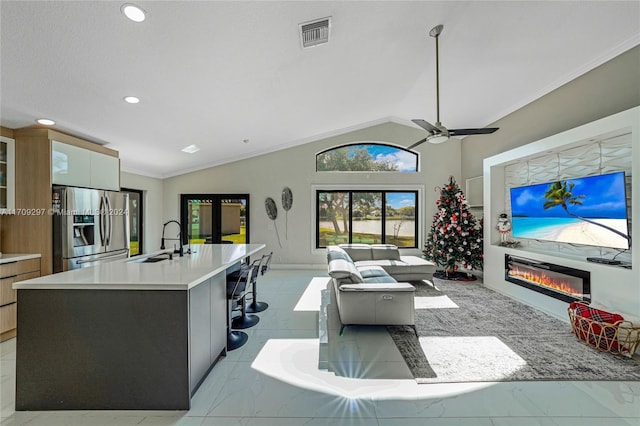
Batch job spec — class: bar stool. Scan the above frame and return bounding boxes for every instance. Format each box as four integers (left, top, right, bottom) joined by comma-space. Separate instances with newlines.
226, 265, 251, 351
246, 251, 272, 313
228, 258, 261, 330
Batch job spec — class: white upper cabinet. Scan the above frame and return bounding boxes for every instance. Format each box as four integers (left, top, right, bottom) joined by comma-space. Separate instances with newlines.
52, 141, 91, 187
90, 151, 120, 191
52, 141, 120, 191
0, 136, 16, 212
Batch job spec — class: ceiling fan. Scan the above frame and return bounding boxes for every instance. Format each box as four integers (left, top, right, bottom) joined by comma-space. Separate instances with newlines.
409, 24, 498, 149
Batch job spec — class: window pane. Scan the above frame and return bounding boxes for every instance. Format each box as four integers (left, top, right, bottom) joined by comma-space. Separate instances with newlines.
352, 192, 382, 244
316, 143, 418, 172
221, 198, 247, 244
182, 194, 250, 245
123, 189, 142, 256
385, 192, 417, 247
316, 190, 418, 249
318, 191, 350, 247
188, 199, 212, 244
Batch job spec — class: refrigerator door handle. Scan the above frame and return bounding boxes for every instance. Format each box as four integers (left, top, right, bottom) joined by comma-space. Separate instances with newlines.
76, 249, 129, 265
98, 195, 105, 246
105, 195, 113, 246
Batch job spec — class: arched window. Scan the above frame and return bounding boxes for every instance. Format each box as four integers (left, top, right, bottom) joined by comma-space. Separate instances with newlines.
316, 143, 418, 172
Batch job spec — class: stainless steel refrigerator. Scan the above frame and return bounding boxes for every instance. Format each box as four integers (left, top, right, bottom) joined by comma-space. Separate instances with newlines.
53, 186, 130, 272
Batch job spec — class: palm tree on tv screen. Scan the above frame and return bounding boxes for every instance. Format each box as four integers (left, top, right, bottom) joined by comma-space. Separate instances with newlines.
542, 180, 629, 240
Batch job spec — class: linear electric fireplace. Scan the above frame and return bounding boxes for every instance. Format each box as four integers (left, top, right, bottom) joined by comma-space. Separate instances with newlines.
505, 255, 591, 303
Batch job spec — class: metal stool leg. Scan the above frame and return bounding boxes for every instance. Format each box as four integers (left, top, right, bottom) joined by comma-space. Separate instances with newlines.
246, 281, 268, 313
246, 252, 272, 313
232, 294, 260, 329
227, 298, 247, 351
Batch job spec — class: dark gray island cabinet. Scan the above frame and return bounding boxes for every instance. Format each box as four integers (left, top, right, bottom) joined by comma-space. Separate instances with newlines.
13, 244, 265, 411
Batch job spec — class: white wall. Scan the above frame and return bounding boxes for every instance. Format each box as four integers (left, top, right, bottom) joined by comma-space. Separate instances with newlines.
161, 122, 461, 265
120, 171, 164, 255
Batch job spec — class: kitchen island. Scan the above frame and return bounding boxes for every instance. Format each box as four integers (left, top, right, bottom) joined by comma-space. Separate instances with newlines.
13, 243, 265, 411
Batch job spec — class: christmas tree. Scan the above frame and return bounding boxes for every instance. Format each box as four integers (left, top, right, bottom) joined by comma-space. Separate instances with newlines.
423, 176, 483, 278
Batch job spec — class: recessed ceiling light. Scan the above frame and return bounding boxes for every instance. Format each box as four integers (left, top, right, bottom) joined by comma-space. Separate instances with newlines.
124, 96, 140, 104
121, 3, 146, 22
36, 118, 55, 126
243, 139, 250, 144
181, 144, 200, 154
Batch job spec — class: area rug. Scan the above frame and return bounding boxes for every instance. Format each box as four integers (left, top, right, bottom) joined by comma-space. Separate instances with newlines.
387, 278, 640, 383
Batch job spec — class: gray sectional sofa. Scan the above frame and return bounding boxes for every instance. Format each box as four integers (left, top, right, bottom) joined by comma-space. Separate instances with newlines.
326, 244, 436, 335
338, 243, 436, 281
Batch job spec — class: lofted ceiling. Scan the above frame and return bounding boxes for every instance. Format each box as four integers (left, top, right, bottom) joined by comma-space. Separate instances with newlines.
1, 1, 638, 178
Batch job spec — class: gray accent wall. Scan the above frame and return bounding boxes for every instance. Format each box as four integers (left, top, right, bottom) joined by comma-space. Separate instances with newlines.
462, 45, 640, 181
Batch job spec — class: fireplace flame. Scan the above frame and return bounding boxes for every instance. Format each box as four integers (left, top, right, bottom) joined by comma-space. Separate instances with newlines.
509, 266, 582, 297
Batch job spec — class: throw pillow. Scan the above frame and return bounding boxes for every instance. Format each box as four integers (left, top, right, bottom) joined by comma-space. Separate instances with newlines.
570, 302, 625, 353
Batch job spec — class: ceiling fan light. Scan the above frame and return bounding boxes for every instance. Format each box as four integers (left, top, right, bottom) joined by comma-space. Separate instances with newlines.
427, 134, 449, 144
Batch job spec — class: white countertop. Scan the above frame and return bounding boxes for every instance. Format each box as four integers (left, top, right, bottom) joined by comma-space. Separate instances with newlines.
0, 253, 41, 264
13, 244, 265, 291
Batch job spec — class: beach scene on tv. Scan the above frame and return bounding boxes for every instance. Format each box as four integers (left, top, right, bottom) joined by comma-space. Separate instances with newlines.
509, 171, 630, 250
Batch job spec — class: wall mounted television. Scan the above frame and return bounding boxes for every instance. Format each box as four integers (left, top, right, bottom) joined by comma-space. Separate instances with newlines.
509, 171, 630, 250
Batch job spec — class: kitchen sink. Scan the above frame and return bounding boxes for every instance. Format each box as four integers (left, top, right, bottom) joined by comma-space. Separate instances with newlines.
142, 257, 168, 263
137, 253, 173, 263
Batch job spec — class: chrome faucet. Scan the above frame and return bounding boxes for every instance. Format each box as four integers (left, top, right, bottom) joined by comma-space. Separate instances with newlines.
161, 220, 184, 257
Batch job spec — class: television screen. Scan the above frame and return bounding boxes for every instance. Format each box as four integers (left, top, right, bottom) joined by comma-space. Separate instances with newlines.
509, 171, 630, 250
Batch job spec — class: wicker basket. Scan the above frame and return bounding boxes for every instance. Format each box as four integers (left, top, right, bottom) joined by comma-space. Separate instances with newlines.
568, 302, 640, 358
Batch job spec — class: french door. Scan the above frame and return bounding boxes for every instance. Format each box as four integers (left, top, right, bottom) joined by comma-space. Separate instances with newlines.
180, 194, 249, 244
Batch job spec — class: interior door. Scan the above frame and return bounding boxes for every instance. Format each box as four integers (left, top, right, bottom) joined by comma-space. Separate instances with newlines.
181, 194, 249, 245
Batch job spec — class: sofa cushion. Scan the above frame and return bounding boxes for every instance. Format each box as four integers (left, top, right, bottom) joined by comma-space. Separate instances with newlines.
362, 275, 399, 284
338, 282, 416, 292
355, 259, 404, 268
358, 265, 397, 283
326, 245, 353, 263
338, 244, 373, 262
328, 258, 364, 284
355, 257, 435, 281
370, 244, 401, 261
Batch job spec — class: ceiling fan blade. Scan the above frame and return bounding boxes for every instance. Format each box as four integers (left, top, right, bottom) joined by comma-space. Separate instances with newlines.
407, 137, 428, 150
448, 127, 499, 136
411, 119, 439, 133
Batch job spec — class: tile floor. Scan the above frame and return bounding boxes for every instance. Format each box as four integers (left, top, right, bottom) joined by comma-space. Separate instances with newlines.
1, 268, 639, 425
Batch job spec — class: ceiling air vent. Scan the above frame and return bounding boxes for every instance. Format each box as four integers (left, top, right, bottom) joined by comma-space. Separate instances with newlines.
299, 17, 331, 49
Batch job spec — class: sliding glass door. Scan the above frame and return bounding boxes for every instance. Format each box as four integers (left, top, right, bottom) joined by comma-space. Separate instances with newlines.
181, 194, 249, 244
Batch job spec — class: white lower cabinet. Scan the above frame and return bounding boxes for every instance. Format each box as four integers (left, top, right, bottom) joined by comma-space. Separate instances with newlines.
188, 274, 226, 393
